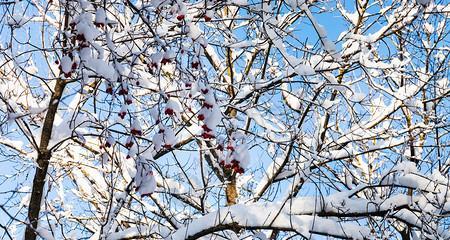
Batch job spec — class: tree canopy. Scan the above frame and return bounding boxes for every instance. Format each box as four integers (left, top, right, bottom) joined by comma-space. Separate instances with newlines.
0, 0, 450, 239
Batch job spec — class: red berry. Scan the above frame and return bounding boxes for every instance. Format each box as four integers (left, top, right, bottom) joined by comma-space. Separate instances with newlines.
177, 15, 185, 21
203, 102, 213, 109
76, 34, 86, 42
125, 141, 134, 149
118, 88, 128, 95
163, 144, 172, 149
165, 108, 174, 116
201, 132, 214, 139
131, 129, 142, 136
201, 89, 209, 94
191, 62, 199, 69
198, 114, 205, 121
106, 87, 113, 94
204, 16, 211, 22
202, 125, 212, 132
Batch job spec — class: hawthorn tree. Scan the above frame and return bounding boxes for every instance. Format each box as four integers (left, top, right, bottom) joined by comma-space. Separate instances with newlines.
1, 0, 450, 239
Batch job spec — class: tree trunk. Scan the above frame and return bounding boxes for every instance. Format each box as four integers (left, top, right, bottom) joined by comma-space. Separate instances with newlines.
226, 177, 237, 206
25, 80, 66, 240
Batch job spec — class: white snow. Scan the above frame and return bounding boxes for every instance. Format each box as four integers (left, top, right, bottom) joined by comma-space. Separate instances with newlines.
95, 8, 106, 24
245, 108, 282, 132
60, 56, 72, 74
135, 159, 157, 196
7, 14, 28, 27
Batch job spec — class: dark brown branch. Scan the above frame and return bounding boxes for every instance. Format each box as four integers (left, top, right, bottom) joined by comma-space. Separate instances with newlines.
25, 80, 66, 240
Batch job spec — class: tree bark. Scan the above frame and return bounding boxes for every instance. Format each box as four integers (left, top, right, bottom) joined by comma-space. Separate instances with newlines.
226, 177, 237, 206
25, 80, 66, 240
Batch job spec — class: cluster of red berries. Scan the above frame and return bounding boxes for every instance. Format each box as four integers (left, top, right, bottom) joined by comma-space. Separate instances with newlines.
191, 61, 199, 69
200, 129, 214, 139
147, 54, 173, 75
69, 22, 90, 49
176, 12, 211, 22
118, 111, 127, 119
131, 126, 142, 136
164, 108, 174, 116
125, 95, 133, 105
219, 160, 245, 174
148, 61, 158, 68
117, 86, 128, 96
56, 54, 77, 78
219, 145, 245, 174
102, 136, 115, 149
114, 83, 134, 118
105, 81, 134, 106
105, 82, 113, 94
131, 129, 142, 136
198, 97, 215, 139
118, 106, 128, 119
176, 14, 185, 21
158, 128, 173, 149
125, 136, 134, 149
